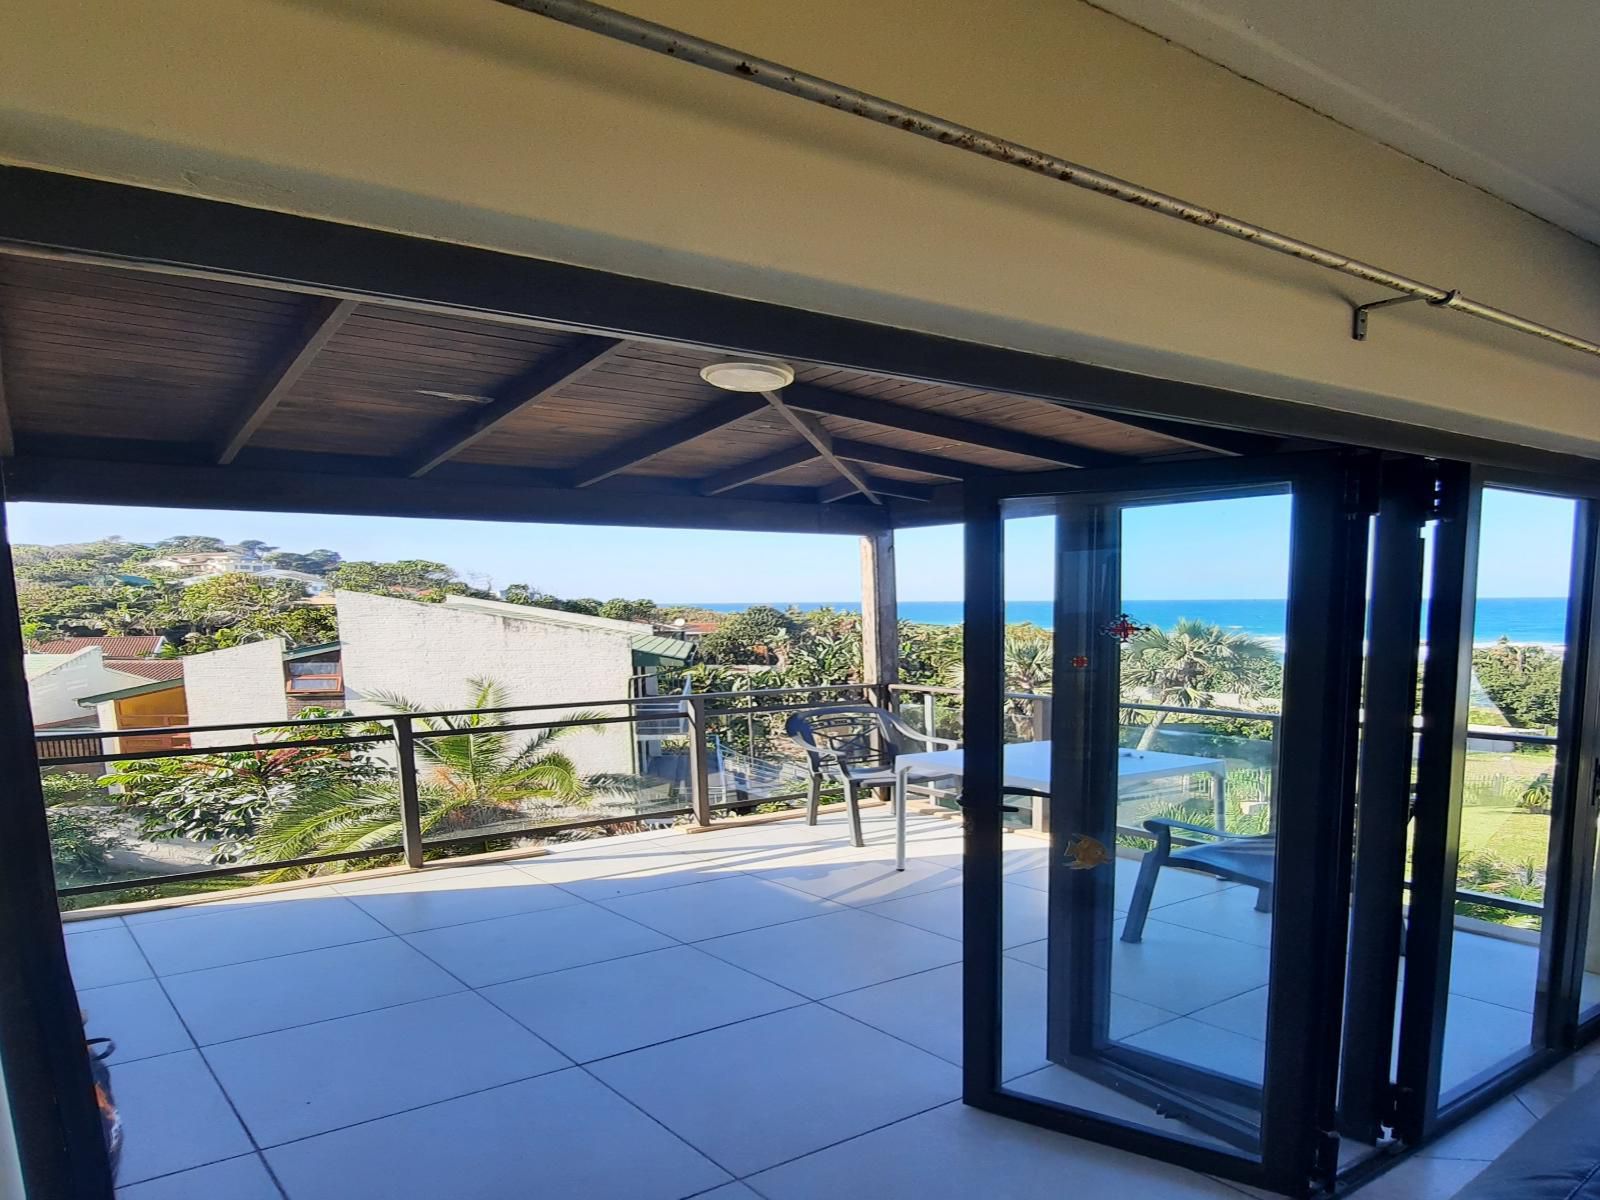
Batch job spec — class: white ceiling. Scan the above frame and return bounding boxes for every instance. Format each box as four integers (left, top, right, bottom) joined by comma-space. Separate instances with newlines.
1093, 0, 1600, 244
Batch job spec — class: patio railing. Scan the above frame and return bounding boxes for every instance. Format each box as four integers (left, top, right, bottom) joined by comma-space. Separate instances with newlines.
36, 680, 1558, 923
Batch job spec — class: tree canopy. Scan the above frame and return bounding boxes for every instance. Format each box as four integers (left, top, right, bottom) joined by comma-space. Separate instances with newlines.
1473, 638, 1564, 729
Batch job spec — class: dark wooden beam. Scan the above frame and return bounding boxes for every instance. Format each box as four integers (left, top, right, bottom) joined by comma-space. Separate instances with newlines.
0, 327, 12, 459
567, 394, 765, 488
764, 392, 880, 504
4, 448, 888, 535
831, 438, 977, 480
405, 336, 625, 477
819, 474, 934, 503
215, 297, 357, 464
697, 441, 820, 495
783, 383, 1124, 469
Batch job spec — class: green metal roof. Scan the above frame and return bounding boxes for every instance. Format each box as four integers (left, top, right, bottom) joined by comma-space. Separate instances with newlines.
283, 640, 341, 661
77, 674, 185, 706
630, 634, 693, 667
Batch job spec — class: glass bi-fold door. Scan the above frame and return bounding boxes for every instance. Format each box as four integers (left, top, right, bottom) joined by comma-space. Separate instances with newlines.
961, 455, 1369, 1196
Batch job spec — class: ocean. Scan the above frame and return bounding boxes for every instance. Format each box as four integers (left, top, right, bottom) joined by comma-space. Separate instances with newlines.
679, 597, 1570, 646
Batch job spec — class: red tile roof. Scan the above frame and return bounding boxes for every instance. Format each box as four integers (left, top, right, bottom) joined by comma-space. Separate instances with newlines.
30, 635, 164, 658
107, 660, 185, 682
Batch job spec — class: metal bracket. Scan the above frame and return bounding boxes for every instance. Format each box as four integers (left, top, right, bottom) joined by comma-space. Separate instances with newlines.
1352, 291, 1461, 341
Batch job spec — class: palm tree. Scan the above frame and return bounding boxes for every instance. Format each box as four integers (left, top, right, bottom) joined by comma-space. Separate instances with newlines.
1121, 619, 1274, 749
250, 678, 638, 871
1003, 627, 1053, 736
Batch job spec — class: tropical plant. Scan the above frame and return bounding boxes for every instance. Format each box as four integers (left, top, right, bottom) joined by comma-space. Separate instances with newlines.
1455, 849, 1545, 926
1518, 772, 1554, 814
39, 770, 126, 885
248, 679, 638, 872
101, 709, 381, 862
1120, 618, 1275, 750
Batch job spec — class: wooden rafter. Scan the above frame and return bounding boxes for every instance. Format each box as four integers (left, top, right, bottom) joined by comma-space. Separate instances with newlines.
762, 392, 880, 505
697, 442, 820, 495
831, 438, 976, 480
568, 394, 765, 488
405, 336, 625, 477
818, 475, 933, 503
215, 297, 358, 464
781, 384, 1125, 468
1065, 409, 1280, 457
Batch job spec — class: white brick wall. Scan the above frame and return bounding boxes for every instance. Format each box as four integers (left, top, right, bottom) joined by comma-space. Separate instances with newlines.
182, 638, 290, 745
335, 591, 637, 777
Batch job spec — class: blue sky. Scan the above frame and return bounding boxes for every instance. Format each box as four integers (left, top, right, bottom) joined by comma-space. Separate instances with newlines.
5, 487, 1575, 602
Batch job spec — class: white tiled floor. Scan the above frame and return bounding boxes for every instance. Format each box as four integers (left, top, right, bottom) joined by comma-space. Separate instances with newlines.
66, 806, 1600, 1199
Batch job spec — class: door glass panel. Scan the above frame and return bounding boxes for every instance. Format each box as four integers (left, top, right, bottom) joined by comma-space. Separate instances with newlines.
1439, 487, 1577, 1098
999, 491, 1291, 1158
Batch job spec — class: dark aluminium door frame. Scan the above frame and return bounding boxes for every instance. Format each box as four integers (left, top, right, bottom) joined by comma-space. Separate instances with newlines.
1391, 471, 1600, 1146
961, 452, 1372, 1197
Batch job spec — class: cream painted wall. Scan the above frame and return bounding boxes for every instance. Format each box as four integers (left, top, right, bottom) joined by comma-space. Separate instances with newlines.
335, 591, 636, 777
0, 0, 1596, 454
182, 639, 290, 746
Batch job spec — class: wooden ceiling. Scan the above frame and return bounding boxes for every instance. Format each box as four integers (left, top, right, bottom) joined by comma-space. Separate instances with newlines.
0, 253, 1297, 531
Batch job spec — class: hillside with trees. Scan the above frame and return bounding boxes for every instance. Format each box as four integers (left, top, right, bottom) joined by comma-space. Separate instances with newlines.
11, 533, 672, 655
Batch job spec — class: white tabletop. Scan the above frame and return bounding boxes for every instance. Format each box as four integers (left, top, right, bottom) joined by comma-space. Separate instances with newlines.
894, 742, 1226, 793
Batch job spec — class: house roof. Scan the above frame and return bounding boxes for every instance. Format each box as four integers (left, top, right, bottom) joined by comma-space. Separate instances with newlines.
24, 651, 88, 680
283, 641, 341, 662
30, 635, 164, 658
104, 660, 185, 682
629, 635, 695, 667
76, 675, 185, 706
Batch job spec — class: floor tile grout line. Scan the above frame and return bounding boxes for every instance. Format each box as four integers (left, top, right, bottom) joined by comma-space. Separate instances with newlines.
115, 925, 293, 1200
109, 1150, 281, 1195
726, 1095, 962, 1186
230, 1065, 611, 1157
129, 928, 395, 982
349, 887, 591, 940
573, 1060, 745, 1183
689, 916, 962, 1002
178, 984, 472, 1053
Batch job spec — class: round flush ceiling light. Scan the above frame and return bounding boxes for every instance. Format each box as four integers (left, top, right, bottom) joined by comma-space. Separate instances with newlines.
699, 360, 795, 392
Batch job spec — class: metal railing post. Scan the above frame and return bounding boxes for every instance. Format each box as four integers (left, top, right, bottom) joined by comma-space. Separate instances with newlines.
686, 695, 713, 827
394, 714, 425, 869
1029, 694, 1052, 743
923, 690, 936, 739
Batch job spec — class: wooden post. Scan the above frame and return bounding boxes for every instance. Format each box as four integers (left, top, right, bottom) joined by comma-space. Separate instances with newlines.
685, 695, 713, 827
860, 530, 898, 695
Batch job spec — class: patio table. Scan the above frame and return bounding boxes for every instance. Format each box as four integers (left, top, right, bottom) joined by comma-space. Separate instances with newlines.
890, 741, 1228, 870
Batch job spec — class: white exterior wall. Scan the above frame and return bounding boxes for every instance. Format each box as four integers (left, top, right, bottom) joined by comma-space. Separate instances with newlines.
181, 638, 290, 745
335, 591, 636, 777
23, 648, 145, 727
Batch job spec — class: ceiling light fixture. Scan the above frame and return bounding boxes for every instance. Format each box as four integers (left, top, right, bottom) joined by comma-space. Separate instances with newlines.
699, 360, 795, 392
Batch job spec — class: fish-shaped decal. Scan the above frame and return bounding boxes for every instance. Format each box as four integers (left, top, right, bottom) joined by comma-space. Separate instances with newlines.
1062, 833, 1113, 870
